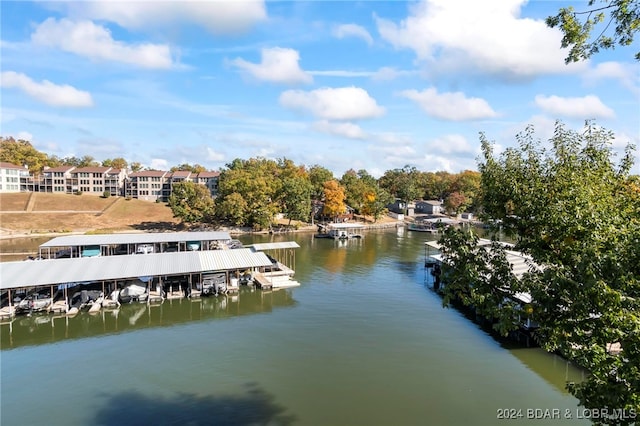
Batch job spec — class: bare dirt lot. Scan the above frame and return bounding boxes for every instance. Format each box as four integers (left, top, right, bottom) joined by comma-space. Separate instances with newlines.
0, 193, 181, 236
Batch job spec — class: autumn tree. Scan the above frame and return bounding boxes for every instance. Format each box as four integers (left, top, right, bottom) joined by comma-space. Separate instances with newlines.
130, 162, 143, 173
322, 180, 347, 220
168, 181, 215, 224
308, 165, 334, 200
0, 137, 50, 174
547, 0, 640, 62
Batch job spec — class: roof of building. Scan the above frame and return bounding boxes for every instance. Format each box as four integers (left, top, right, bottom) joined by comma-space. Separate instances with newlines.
0, 248, 272, 290
128, 170, 168, 177
326, 223, 364, 229
39, 231, 232, 248
0, 162, 25, 170
170, 170, 192, 178
43, 166, 76, 173
72, 167, 111, 173
196, 171, 220, 178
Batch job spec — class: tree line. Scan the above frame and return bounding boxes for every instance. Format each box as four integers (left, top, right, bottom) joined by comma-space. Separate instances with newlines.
0, 136, 482, 228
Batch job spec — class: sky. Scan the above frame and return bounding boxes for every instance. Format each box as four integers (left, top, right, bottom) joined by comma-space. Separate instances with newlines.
1, 0, 639, 177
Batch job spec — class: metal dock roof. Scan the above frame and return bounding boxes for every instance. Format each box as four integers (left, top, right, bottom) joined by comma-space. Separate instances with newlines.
39, 231, 232, 248
250, 242, 300, 251
0, 249, 271, 290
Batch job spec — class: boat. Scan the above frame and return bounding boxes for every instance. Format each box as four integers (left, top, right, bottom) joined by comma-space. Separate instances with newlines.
69, 289, 104, 311
118, 284, 148, 303
15, 292, 53, 315
407, 221, 439, 233
315, 223, 364, 240
201, 273, 228, 296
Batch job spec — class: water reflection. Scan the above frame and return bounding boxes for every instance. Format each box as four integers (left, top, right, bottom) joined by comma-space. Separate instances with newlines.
93, 383, 296, 426
0, 289, 296, 350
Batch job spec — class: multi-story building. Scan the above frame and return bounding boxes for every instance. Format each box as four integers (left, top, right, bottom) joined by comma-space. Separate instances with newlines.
0, 162, 31, 193
2, 165, 219, 201
125, 170, 171, 202
39, 166, 76, 194
195, 171, 220, 198
68, 167, 127, 196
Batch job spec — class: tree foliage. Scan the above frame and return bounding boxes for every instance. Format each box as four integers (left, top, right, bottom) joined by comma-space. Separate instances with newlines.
170, 163, 206, 173
308, 165, 334, 200
168, 181, 215, 224
0, 137, 52, 174
322, 179, 347, 219
547, 0, 640, 62
440, 121, 639, 423
102, 157, 128, 170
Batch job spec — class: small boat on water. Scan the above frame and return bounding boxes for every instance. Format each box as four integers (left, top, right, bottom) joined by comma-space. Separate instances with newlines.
407, 221, 439, 233
201, 273, 228, 296
69, 289, 104, 311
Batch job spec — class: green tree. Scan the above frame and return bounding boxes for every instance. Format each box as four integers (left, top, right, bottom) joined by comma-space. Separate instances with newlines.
216, 192, 248, 226
308, 165, 334, 200
130, 162, 143, 173
168, 181, 215, 224
216, 157, 280, 230
102, 157, 128, 170
445, 121, 640, 422
379, 165, 422, 214
170, 163, 206, 173
278, 176, 312, 226
547, 0, 640, 62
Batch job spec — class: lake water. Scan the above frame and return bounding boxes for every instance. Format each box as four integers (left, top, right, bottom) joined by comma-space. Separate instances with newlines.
0, 228, 588, 425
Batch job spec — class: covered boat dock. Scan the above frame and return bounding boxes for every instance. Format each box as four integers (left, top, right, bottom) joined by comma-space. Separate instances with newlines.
38, 231, 233, 258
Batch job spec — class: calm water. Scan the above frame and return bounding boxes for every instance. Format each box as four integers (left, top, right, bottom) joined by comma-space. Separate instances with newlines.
1, 228, 588, 425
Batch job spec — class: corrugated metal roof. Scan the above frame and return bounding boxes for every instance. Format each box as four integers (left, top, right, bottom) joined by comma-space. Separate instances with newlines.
250, 242, 300, 251
0, 248, 273, 290
39, 231, 231, 248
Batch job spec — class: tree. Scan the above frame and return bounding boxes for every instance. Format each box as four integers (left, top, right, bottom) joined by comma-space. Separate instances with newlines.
379, 165, 422, 214
547, 0, 640, 62
168, 181, 215, 224
216, 192, 247, 226
170, 163, 206, 173
278, 176, 312, 226
443, 191, 469, 214
0, 137, 50, 174
322, 180, 347, 220
216, 157, 280, 230
130, 162, 143, 173
102, 157, 128, 170
446, 121, 640, 423
308, 165, 334, 200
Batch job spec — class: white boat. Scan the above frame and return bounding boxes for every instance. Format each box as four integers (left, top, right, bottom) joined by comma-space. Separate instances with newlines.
15, 293, 52, 315
119, 284, 148, 303
407, 222, 438, 233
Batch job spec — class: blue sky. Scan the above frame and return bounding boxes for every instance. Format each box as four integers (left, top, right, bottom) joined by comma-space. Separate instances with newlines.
1, 0, 639, 177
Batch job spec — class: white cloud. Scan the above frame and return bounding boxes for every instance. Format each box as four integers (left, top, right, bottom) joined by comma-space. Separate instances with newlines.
0, 71, 94, 107
231, 47, 312, 84
31, 18, 175, 69
401, 87, 498, 121
427, 134, 475, 155
583, 62, 640, 95
57, 0, 266, 35
16, 131, 33, 141
333, 24, 373, 45
312, 120, 367, 139
375, 0, 585, 79
534, 95, 615, 119
371, 67, 417, 81
279, 87, 385, 120
150, 158, 169, 170
206, 147, 225, 162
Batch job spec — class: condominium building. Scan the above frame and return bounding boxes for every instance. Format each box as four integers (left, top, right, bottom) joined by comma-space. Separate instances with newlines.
0, 162, 31, 193
1, 164, 219, 201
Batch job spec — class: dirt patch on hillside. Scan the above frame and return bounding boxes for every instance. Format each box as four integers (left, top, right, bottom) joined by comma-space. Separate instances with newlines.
0, 193, 181, 236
